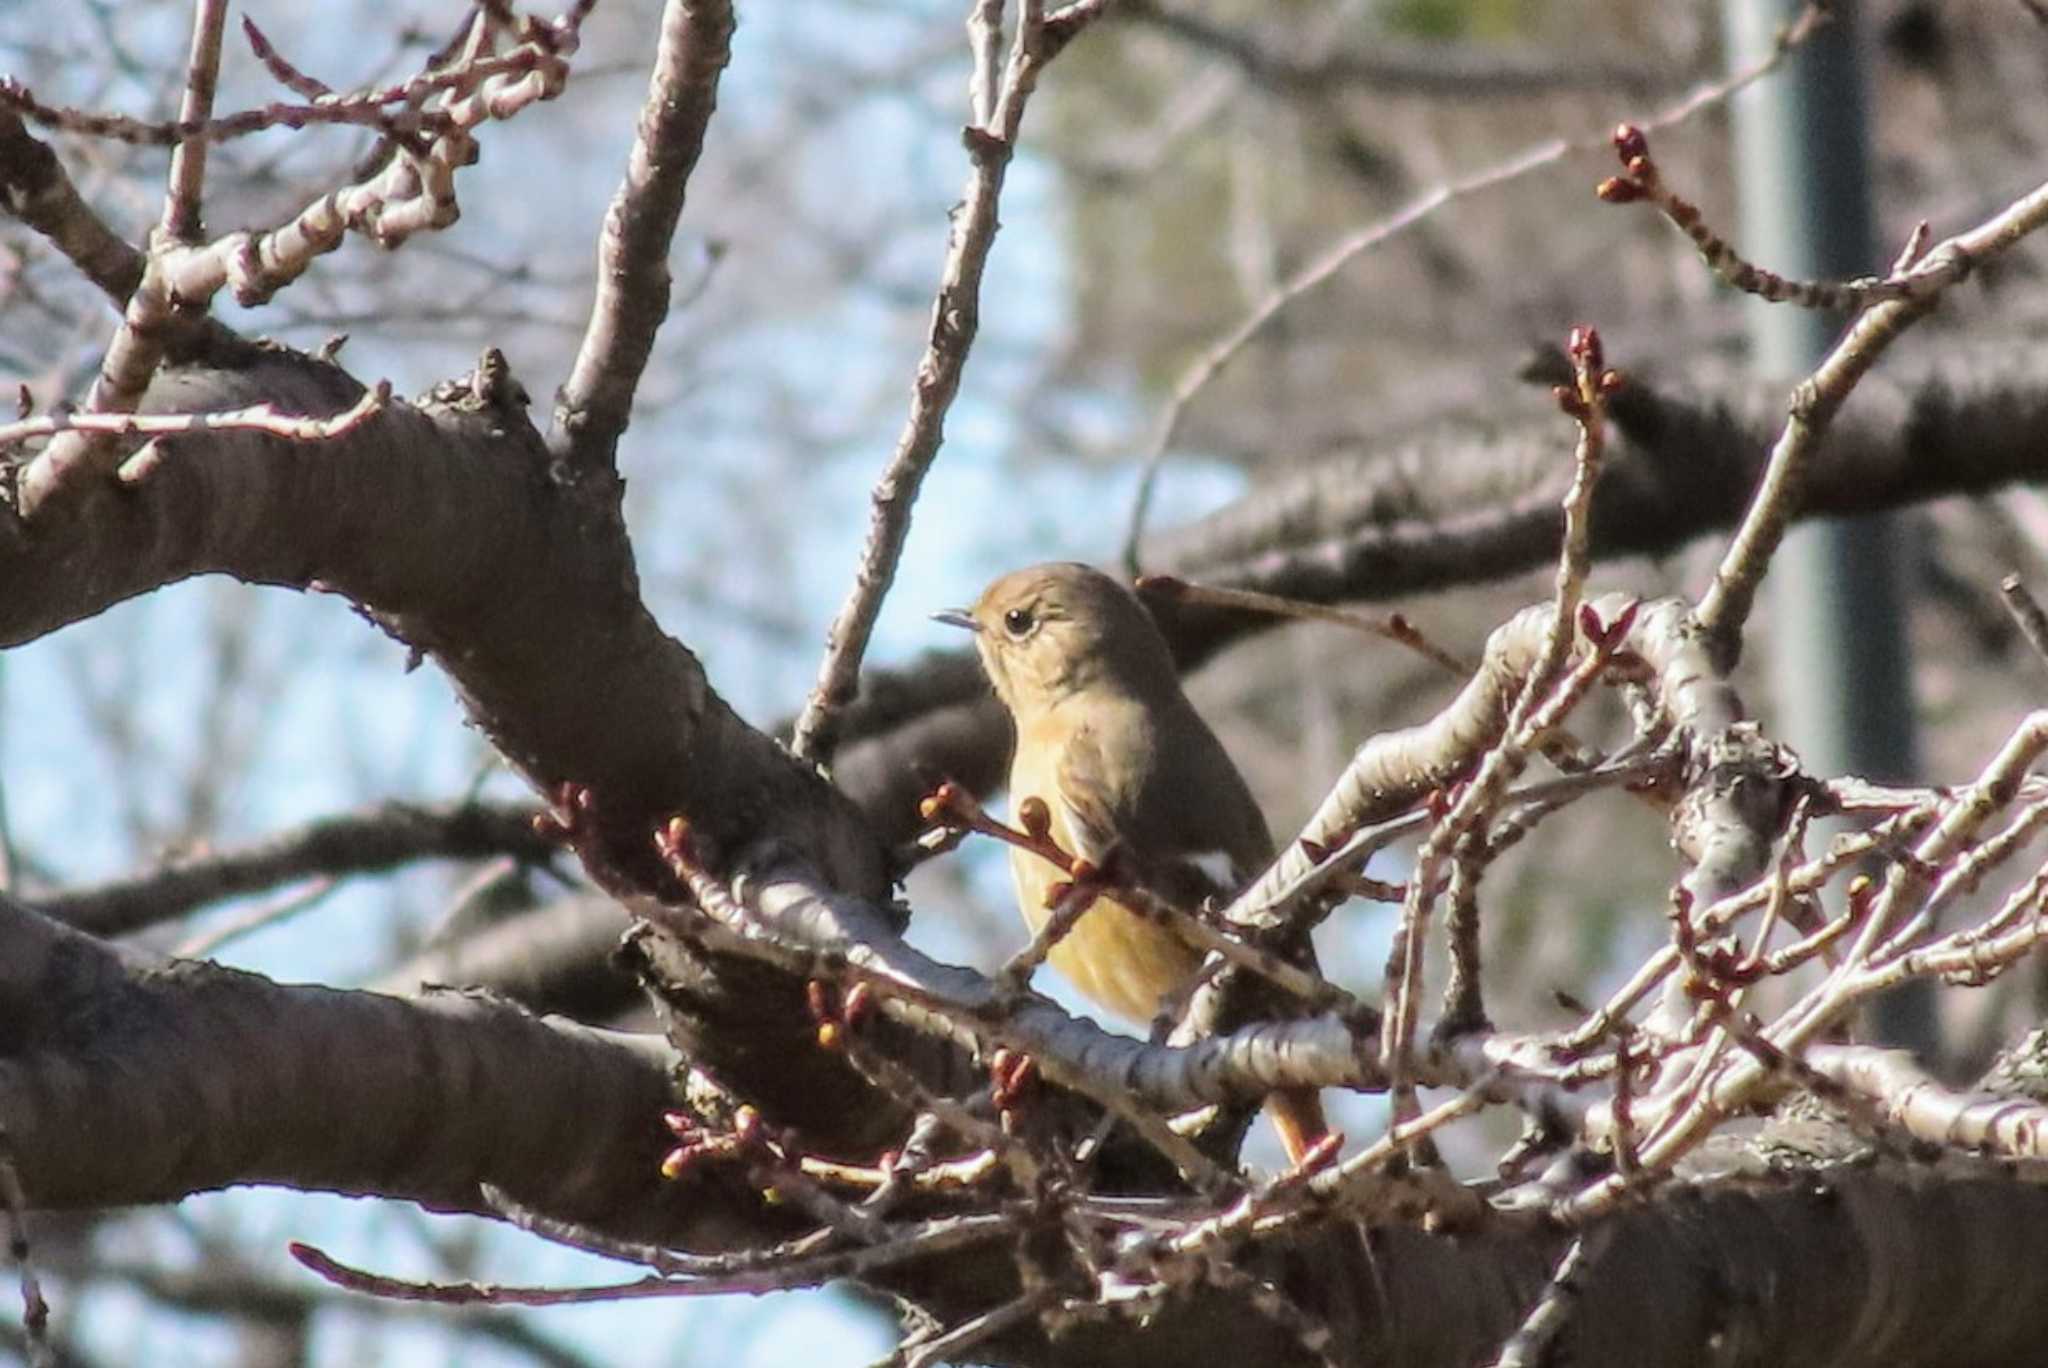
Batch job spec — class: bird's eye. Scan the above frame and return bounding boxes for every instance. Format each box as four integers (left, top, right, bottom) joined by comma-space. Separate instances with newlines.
1002, 607, 1035, 637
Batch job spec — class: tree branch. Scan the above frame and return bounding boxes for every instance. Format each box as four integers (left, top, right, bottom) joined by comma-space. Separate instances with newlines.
791, 0, 1088, 762
32, 799, 556, 938
551, 0, 735, 473
0, 897, 773, 1248
1693, 173, 2048, 666
372, 894, 631, 1021
0, 111, 144, 304
0, 347, 889, 900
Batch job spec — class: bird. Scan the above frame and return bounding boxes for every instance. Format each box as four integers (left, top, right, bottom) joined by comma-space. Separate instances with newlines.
935, 561, 1327, 1164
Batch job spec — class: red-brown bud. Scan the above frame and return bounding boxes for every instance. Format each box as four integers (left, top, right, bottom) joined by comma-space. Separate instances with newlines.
1018, 795, 1052, 840
1595, 176, 1643, 204
1568, 325, 1603, 375
733, 1105, 763, 1144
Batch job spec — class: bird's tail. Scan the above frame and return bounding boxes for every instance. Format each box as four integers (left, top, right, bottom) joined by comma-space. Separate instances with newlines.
1265, 1087, 1330, 1167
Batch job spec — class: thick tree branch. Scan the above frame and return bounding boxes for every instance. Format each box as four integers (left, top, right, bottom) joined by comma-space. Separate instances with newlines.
1141, 356, 2048, 637
15, 883, 2048, 1368
0, 348, 888, 899
0, 898, 773, 1248
373, 894, 631, 1021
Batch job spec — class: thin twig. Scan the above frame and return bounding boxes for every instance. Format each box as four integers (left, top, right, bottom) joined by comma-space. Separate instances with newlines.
483, 1184, 833, 1276
163, 0, 231, 242
290, 1211, 1007, 1305
0, 381, 389, 454
1137, 574, 1470, 676
1598, 124, 1926, 312
900, 1287, 1060, 1368
967, 0, 1005, 129
1381, 330, 1617, 1089
1695, 176, 2048, 667
2000, 573, 2048, 673
1487, 1234, 1596, 1368
0, 80, 457, 148
0, 1146, 51, 1368
34, 798, 551, 937
996, 874, 1104, 991
790, 0, 1087, 761
173, 877, 339, 958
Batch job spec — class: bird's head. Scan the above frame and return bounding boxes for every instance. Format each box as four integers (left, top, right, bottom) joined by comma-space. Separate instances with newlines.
935, 562, 1178, 717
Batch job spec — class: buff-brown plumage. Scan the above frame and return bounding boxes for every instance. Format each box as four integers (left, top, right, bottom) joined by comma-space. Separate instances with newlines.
940, 562, 1326, 1163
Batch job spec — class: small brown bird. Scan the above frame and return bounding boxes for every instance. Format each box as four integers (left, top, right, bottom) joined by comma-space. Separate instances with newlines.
937, 561, 1327, 1163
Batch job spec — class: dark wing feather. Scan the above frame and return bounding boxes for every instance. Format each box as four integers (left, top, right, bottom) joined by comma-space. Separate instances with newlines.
1051, 723, 1127, 870
1053, 703, 1269, 910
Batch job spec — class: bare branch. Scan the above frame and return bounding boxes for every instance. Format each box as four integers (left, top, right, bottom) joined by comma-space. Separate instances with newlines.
0, 112, 144, 304
162, 0, 230, 243
0, 80, 455, 150
0, 897, 728, 1246
0, 380, 388, 456
2000, 573, 2048, 672
291, 1208, 1007, 1303
552, 0, 736, 472
1598, 124, 1928, 312
0, 1143, 51, 1368
33, 798, 555, 937
1694, 174, 2048, 667
791, 0, 1098, 762
12, 14, 583, 516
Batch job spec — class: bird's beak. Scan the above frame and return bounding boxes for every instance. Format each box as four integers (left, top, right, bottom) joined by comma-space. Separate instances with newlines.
932, 608, 979, 633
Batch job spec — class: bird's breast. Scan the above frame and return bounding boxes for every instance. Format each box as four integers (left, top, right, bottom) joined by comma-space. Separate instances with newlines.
1007, 842, 1202, 1025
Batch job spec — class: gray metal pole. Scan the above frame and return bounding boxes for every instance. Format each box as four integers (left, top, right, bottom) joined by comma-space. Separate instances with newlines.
1721, 0, 1932, 1052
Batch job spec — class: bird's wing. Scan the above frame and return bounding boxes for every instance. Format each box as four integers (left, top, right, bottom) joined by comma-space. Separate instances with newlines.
1049, 723, 1126, 871
1055, 721, 1241, 910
